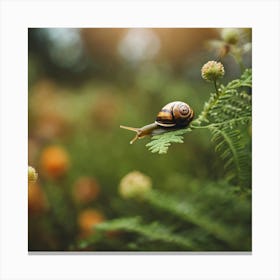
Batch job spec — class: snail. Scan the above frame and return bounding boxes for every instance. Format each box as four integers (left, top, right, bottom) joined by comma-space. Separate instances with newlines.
120, 101, 194, 144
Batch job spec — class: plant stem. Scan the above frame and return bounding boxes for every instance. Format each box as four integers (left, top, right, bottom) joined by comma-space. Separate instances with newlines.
213, 79, 219, 95
191, 116, 251, 130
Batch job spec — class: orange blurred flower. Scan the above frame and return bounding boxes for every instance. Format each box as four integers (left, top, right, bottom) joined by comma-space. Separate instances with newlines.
34, 113, 71, 140
28, 182, 48, 215
78, 209, 105, 237
73, 177, 100, 204
40, 145, 70, 179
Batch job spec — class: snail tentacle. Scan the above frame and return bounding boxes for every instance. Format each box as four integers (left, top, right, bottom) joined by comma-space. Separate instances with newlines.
120, 123, 158, 144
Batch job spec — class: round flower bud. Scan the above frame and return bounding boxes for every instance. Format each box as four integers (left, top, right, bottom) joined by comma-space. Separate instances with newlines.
221, 28, 240, 45
78, 209, 105, 237
28, 166, 38, 183
73, 176, 100, 204
28, 182, 48, 214
40, 145, 70, 179
119, 171, 152, 199
201, 61, 225, 82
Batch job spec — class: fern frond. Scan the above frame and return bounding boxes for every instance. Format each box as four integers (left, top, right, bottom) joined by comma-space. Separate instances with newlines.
145, 68, 252, 189
76, 182, 251, 251
146, 128, 191, 154
230, 68, 252, 88
194, 68, 252, 187
195, 69, 251, 126
95, 216, 199, 250
144, 190, 243, 247
209, 126, 250, 185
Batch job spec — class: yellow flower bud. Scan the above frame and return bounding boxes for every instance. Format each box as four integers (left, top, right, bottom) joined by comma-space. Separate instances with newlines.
201, 61, 225, 82
119, 171, 152, 199
28, 166, 38, 183
221, 28, 240, 45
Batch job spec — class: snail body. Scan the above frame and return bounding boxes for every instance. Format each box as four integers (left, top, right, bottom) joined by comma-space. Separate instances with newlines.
120, 101, 194, 144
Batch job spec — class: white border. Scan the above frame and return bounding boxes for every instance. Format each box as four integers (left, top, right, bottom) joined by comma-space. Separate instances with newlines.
1, 1, 279, 280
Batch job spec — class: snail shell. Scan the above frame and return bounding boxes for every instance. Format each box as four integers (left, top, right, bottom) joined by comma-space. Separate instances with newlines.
120, 101, 194, 144
155, 101, 194, 128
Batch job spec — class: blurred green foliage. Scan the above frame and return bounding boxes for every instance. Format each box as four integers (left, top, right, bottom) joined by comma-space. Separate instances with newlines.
28, 28, 252, 251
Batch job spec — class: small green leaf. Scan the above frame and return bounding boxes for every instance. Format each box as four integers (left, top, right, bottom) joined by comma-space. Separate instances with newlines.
146, 128, 192, 154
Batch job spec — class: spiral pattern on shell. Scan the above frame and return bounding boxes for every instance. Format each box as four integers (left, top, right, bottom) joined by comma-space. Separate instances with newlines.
155, 101, 194, 128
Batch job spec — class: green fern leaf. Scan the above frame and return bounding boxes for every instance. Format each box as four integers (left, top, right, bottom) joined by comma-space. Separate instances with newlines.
146, 128, 191, 154
193, 68, 252, 187
95, 216, 199, 250
144, 189, 242, 246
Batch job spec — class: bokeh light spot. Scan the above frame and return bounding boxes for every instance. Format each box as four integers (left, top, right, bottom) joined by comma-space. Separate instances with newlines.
118, 29, 161, 64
